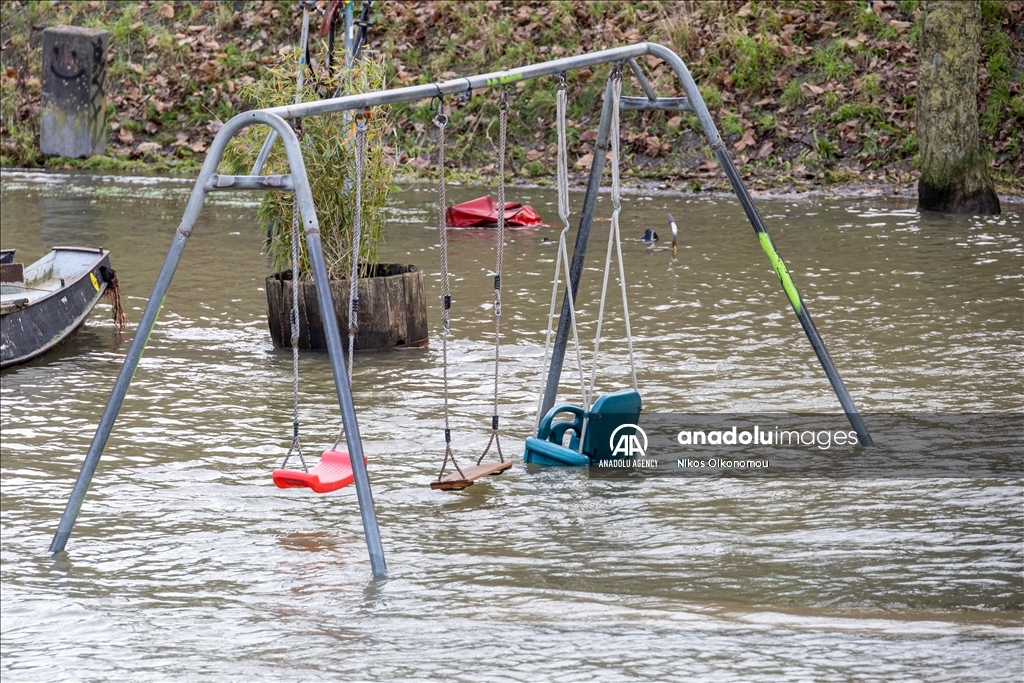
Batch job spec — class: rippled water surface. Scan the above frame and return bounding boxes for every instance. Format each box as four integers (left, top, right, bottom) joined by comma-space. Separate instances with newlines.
1, 170, 1021, 681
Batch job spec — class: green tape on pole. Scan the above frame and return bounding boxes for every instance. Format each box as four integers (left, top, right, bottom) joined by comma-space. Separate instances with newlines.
758, 232, 802, 314
485, 73, 523, 87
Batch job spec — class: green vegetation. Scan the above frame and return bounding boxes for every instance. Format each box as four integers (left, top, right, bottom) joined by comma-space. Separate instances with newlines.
0, 0, 1020, 193
832, 103, 882, 124
721, 114, 745, 138
811, 39, 855, 82
222, 50, 397, 280
780, 79, 806, 109
731, 34, 779, 94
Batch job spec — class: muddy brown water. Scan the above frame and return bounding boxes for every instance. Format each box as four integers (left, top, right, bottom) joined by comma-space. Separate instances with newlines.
1, 170, 1021, 681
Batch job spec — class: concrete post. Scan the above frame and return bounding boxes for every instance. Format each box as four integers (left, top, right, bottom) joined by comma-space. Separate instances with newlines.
40, 26, 108, 158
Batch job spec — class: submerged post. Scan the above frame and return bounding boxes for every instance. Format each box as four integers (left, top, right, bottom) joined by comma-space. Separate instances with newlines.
40, 26, 108, 158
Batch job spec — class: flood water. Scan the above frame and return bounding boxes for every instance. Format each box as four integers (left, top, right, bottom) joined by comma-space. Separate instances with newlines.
1, 169, 1021, 681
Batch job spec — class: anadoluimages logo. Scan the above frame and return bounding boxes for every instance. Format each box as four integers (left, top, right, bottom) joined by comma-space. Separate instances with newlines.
609, 424, 648, 457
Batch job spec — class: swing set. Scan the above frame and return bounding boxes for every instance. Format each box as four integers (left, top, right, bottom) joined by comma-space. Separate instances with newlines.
48, 43, 875, 580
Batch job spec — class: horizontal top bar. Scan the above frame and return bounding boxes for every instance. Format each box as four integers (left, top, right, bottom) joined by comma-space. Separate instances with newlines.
264, 43, 653, 119
619, 96, 693, 112
204, 174, 294, 191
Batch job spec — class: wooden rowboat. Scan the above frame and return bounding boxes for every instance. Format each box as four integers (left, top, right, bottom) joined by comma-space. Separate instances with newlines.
0, 246, 119, 369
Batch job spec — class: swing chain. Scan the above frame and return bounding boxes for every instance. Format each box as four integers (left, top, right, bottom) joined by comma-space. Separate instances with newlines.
609, 68, 637, 393
279, 6, 313, 473
493, 87, 508, 320
477, 85, 510, 467
557, 79, 588, 416
434, 97, 465, 482
434, 98, 451, 336
283, 202, 308, 472
348, 114, 367, 380
584, 64, 637, 427
332, 112, 369, 452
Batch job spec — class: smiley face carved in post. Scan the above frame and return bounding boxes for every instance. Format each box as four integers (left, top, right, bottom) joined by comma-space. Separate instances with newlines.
49, 44, 86, 81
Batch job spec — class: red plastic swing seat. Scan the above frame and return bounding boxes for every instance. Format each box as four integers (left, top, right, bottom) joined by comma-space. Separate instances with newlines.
272, 450, 367, 494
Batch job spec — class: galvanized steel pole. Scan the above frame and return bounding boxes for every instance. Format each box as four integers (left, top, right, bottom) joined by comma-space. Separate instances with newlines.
262, 44, 651, 121
49, 112, 234, 555
645, 43, 873, 445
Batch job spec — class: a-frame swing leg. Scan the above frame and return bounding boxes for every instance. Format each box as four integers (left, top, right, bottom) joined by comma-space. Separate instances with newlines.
49, 111, 388, 579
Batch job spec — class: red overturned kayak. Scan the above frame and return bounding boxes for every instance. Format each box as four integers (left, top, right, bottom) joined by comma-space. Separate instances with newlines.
445, 195, 546, 228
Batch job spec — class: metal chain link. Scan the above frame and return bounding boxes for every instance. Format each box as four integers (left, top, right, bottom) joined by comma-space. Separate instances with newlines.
282, 203, 307, 472
478, 88, 509, 466
433, 100, 464, 481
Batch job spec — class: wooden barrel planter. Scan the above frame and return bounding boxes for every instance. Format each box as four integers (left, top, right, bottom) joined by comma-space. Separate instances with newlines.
266, 264, 428, 350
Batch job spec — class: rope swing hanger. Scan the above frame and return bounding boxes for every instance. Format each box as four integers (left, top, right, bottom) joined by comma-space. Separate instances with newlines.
522, 64, 643, 468
475, 86, 510, 468
536, 71, 590, 441
430, 87, 513, 491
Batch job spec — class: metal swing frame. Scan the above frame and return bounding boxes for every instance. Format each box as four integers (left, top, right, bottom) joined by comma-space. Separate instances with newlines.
49, 43, 873, 580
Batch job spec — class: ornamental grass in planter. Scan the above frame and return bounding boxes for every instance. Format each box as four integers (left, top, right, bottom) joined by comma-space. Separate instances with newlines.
224, 47, 426, 350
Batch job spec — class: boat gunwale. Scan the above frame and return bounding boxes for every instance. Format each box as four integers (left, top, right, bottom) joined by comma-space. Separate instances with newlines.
0, 247, 109, 309
0, 247, 111, 368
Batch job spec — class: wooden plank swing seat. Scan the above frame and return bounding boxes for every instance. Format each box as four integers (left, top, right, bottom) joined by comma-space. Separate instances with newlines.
430, 460, 513, 490
425, 87, 517, 494
273, 450, 367, 494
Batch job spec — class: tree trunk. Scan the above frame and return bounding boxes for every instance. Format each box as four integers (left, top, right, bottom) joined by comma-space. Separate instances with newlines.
917, 0, 1000, 214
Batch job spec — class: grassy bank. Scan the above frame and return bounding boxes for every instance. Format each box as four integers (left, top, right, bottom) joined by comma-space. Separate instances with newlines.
2, 1, 1021, 194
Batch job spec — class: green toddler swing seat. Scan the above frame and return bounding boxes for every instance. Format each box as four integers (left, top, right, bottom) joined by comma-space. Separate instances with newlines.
523, 389, 642, 466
